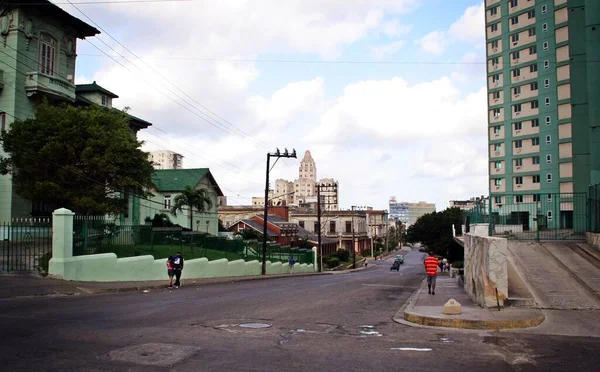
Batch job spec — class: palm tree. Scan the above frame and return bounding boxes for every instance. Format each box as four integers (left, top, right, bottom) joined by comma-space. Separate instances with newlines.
170, 185, 213, 231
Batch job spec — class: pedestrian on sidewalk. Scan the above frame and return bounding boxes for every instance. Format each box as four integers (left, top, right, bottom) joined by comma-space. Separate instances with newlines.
288, 256, 295, 274
442, 257, 448, 272
166, 256, 175, 288
172, 251, 184, 288
424, 252, 440, 295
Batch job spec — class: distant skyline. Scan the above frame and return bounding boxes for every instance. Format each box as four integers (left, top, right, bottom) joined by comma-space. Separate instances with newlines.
65, 0, 488, 210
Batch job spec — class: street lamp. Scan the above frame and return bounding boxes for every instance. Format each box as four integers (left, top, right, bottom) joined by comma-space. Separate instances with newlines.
262, 148, 297, 275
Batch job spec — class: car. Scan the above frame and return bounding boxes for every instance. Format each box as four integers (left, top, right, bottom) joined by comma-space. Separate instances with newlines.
395, 255, 404, 264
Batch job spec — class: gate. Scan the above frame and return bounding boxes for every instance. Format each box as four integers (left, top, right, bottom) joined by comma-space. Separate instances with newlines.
0, 218, 52, 272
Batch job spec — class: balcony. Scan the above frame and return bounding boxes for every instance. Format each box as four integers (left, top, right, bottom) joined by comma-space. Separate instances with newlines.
24, 72, 76, 102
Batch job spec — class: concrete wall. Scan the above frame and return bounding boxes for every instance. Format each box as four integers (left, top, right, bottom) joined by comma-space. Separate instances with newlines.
587, 232, 600, 250
49, 208, 316, 282
464, 234, 508, 308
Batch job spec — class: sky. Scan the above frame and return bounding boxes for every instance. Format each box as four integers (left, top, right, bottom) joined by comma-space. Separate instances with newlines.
62, 0, 489, 211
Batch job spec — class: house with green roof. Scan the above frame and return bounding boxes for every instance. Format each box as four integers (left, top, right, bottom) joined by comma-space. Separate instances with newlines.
137, 168, 224, 235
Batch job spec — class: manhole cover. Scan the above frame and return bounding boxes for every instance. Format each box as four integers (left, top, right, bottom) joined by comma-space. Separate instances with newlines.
239, 323, 271, 329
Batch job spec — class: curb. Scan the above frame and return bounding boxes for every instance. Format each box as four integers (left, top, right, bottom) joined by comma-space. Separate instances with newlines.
393, 279, 545, 330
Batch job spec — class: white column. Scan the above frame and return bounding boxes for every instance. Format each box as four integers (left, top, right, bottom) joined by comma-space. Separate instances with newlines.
48, 208, 75, 278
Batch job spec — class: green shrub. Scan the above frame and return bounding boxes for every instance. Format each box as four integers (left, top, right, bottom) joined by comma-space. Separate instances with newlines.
325, 257, 341, 269
451, 261, 464, 269
332, 249, 349, 262
362, 248, 372, 257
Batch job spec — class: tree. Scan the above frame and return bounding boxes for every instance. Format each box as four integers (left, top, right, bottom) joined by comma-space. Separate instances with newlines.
298, 237, 313, 249
406, 207, 464, 261
170, 185, 213, 230
0, 103, 154, 215
234, 228, 262, 240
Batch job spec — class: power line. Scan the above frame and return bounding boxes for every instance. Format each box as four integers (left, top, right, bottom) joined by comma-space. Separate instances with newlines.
9, 0, 197, 5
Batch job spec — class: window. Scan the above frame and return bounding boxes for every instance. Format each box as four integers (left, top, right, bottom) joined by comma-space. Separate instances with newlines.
0, 112, 5, 133
547, 193, 553, 201
491, 23, 499, 32
493, 91, 501, 99
533, 175, 540, 183
490, 6, 498, 15
516, 195, 524, 203
542, 23, 548, 32
547, 173, 552, 183
528, 9, 535, 19
101, 95, 107, 106
543, 41, 549, 51
513, 86, 521, 95
39, 33, 56, 76
515, 176, 524, 185
511, 33, 519, 43
546, 154, 552, 164
492, 74, 500, 82
509, 0, 518, 7
532, 156, 540, 164
545, 97, 550, 106
547, 210, 553, 220
533, 194, 541, 202
546, 135, 551, 144
513, 69, 521, 77
494, 143, 502, 151
511, 16, 519, 25
494, 126, 502, 134
495, 196, 502, 204
495, 179, 503, 186
491, 57, 499, 65
532, 118, 539, 127
515, 139, 523, 148
531, 100, 539, 109
163, 195, 171, 210
514, 121, 523, 130
544, 60, 549, 69
530, 82, 538, 90
493, 108, 501, 117
541, 4, 547, 13
545, 116, 551, 125
345, 221, 352, 233
514, 103, 522, 113
314, 221, 319, 232
515, 158, 523, 167
530, 64, 538, 73
495, 161, 502, 169
532, 137, 540, 146
544, 78, 550, 88
529, 46, 537, 54
512, 51, 520, 60
528, 28, 536, 37
329, 221, 336, 233
491, 40, 499, 49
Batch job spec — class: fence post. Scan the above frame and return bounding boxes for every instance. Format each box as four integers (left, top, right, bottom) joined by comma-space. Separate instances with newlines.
48, 208, 75, 278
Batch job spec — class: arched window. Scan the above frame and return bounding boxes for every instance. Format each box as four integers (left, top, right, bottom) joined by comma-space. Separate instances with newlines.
39, 33, 56, 76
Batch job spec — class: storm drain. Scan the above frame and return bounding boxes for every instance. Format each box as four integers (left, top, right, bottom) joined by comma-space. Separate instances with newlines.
239, 323, 272, 329
105, 343, 199, 367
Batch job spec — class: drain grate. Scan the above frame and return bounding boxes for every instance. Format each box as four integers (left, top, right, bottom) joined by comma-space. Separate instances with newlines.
239, 323, 271, 329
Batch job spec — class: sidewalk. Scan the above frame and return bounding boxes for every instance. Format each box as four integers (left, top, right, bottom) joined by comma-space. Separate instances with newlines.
394, 276, 545, 330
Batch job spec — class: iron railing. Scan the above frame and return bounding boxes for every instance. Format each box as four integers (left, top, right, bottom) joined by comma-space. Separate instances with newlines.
0, 218, 52, 272
590, 183, 600, 233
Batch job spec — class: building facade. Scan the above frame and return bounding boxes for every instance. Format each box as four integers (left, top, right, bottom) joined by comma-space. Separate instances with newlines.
449, 196, 489, 211
485, 0, 599, 230
148, 150, 183, 170
388, 197, 436, 226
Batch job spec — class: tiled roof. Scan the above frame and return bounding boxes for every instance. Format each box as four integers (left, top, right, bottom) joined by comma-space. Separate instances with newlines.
152, 168, 224, 196
76, 81, 119, 98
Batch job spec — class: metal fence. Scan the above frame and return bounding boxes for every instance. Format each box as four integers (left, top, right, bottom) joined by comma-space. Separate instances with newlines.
71, 217, 314, 264
465, 193, 588, 241
590, 183, 600, 233
0, 218, 52, 272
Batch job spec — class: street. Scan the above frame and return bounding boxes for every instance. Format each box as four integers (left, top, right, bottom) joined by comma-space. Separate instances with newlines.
1, 249, 599, 371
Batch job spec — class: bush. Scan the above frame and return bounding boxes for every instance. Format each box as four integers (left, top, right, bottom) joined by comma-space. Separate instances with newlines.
325, 257, 341, 269
451, 261, 464, 269
362, 248, 372, 257
331, 249, 350, 262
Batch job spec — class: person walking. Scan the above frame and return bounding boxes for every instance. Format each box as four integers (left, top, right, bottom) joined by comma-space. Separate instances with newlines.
442, 257, 448, 272
166, 256, 175, 289
424, 252, 440, 295
172, 251, 184, 288
288, 256, 295, 274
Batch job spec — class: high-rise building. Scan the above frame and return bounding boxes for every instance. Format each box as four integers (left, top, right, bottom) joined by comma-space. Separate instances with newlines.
148, 150, 184, 169
485, 0, 599, 226
388, 197, 436, 226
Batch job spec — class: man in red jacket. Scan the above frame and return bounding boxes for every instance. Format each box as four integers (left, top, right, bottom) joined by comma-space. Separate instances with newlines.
424, 252, 440, 295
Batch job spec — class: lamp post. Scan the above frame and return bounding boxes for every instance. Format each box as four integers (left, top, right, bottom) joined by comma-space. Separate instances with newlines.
262, 148, 297, 275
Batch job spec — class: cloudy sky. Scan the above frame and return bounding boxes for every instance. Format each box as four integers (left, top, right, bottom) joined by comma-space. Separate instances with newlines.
66, 0, 489, 210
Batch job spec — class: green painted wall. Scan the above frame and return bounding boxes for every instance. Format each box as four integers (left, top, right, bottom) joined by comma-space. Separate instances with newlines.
585, 0, 600, 184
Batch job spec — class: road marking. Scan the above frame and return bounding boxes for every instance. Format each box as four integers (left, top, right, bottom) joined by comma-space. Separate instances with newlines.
390, 347, 433, 352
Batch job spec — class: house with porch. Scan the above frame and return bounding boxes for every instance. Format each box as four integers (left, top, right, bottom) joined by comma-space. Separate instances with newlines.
138, 168, 224, 235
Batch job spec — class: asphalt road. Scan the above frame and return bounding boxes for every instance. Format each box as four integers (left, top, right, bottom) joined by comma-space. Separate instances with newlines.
1, 248, 599, 371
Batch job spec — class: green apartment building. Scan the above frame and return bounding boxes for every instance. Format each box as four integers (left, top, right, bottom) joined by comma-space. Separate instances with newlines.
486, 0, 599, 233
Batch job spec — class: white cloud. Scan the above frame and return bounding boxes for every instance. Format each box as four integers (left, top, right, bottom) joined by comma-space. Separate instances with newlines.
417, 2, 484, 54
371, 40, 406, 60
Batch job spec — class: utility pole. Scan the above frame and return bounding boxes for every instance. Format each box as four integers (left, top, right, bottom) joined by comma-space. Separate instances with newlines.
262, 148, 297, 275
316, 182, 338, 272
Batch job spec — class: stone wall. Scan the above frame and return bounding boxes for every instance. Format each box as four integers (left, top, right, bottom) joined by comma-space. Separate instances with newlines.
587, 232, 600, 250
464, 234, 508, 308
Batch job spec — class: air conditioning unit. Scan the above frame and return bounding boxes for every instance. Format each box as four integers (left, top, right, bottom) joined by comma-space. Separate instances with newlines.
517, 185, 522, 188
493, 65, 498, 70
513, 59, 519, 63
515, 94, 520, 98
516, 130, 521, 134
516, 149, 522, 153
495, 186, 501, 190
516, 166, 521, 170
495, 168, 500, 172
494, 98, 499, 103
494, 151, 501, 156
495, 134, 499, 137
493, 48, 498, 53
515, 76, 520, 81
513, 42, 518, 46
515, 112, 521, 116
494, 82, 499, 87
